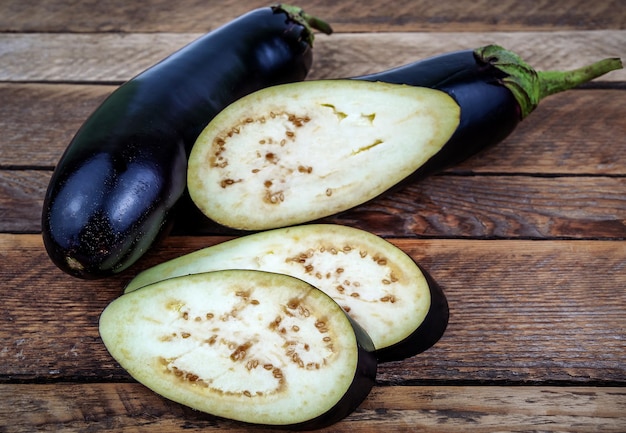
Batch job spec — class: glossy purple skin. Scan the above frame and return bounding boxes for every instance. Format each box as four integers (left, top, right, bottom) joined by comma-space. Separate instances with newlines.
42, 6, 316, 279
357, 49, 521, 179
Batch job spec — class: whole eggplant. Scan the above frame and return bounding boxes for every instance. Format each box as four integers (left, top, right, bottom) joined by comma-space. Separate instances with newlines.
357, 45, 623, 178
41, 4, 332, 279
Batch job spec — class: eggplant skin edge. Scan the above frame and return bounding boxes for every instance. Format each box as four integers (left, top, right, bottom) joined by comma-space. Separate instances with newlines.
41, 5, 323, 279
375, 265, 449, 363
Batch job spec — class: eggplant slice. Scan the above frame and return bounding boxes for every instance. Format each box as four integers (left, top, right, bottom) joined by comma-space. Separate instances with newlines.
101, 269, 376, 429
125, 224, 449, 361
187, 80, 460, 231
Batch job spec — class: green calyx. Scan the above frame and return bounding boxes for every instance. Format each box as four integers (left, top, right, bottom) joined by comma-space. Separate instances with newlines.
272, 4, 333, 47
475, 45, 623, 119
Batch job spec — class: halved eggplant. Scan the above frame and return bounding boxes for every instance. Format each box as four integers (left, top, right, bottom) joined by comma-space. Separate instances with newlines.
125, 224, 449, 361
187, 80, 460, 231
100, 269, 376, 429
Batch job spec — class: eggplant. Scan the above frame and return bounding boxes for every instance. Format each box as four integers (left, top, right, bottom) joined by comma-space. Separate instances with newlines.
41, 4, 332, 279
187, 80, 460, 230
100, 269, 377, 429
124, 224, 449, 362
186, 45, 621, 231
356, 44, 624, 176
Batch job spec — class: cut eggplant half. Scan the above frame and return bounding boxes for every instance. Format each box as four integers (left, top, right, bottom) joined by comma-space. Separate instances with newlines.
125, 224, 449, 361
187, 80, 460, 230
100, 270, 377, 429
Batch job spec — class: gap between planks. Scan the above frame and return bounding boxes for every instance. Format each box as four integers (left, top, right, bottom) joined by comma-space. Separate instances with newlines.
0, 383, 623, 432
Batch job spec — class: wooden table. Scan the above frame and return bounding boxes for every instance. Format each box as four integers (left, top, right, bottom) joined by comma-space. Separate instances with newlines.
1, 1, 625, 431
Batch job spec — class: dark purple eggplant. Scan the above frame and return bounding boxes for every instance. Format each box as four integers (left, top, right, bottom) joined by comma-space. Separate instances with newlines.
41, 4, 332, 279
356, 44, 623, 178
100, 269, 377, 429
184, 45, 621, 231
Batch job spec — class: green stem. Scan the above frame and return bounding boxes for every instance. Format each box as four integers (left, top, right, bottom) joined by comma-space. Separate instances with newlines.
537, 59, 623, 99
475, 45, 623, 119
272, 4, 333, 47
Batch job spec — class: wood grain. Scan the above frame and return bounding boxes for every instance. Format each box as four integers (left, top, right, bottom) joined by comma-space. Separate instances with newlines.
1, 0, 624, 430
2, 85, 625, 172
0, 0, 624, 33
2, 31, 624, 83
3, 169, 625, 238
1, 234, 624, 384
0, 384, 624, 432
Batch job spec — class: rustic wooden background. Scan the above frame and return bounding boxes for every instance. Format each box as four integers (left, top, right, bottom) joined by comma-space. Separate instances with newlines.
0, 0, 625, 431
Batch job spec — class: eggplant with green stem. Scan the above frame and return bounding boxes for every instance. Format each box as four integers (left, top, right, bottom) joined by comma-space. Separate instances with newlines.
41, 4, 332, 279
186, 45, 622, 231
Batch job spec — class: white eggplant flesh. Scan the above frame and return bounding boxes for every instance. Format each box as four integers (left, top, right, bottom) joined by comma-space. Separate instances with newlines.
187, 80, 460, 230
125, 224, 449, 361
100, 270, 377, 429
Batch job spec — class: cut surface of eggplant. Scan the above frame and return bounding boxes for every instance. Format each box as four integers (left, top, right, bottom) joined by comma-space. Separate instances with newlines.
187, 80, 460, 231
101, 270, 376, 429
125, 224, 448, 361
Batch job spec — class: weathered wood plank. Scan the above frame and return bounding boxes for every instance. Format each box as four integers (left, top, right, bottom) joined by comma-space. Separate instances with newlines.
323, 175, 626, 239
3, 167, 624, 238
0, 169, 48, 232
1, 31, 624, 82
0, 84, 110, 168
0, 0, 624, 33
1, 235, 624, 383
0, 384, 624, 432
2, 84, 625, 174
